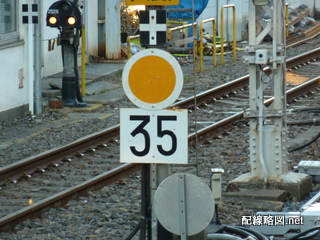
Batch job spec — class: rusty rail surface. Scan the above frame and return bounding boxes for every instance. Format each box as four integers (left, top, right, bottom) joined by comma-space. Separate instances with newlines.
0, 48, 320, 232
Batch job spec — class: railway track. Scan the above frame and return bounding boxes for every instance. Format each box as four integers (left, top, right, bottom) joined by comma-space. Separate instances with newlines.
0, 49, 319, 233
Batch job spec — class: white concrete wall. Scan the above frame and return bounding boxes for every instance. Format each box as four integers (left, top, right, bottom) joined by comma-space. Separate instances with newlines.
0, 2, 29, 115
41, 0, 100, 77
197, 0, 218, 35
0, 45, 28, 112
42, 1, 63, 77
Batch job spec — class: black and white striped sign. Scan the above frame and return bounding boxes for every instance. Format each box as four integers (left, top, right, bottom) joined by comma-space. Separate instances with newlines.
140, 10, 167, 46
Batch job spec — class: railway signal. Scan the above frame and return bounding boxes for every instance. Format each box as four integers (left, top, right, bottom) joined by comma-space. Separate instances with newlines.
46, 0, 86, 107
46, 0, 82, 29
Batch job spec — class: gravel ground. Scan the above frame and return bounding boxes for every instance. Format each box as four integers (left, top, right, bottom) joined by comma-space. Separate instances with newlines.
0, 37, 320, 239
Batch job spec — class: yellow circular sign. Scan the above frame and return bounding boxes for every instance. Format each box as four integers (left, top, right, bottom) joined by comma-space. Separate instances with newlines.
128, 55, 176, 103
123, 49, 183, 110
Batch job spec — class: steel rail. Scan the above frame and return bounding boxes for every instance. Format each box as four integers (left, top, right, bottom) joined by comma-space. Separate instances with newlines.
0, 50, 319, 232
0, 75, 318, 232
188, 76, 320, 146
0, 124, 120, 186
0, 163, 141, 232
175, 48, 320, 108
1, 49, 319, 186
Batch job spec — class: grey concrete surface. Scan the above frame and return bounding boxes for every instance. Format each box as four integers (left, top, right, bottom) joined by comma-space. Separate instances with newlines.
42, 61, 126, 104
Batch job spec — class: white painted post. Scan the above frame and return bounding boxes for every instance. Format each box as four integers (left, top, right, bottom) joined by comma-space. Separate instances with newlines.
247, 0, 288, 178
105, 0, 121, 59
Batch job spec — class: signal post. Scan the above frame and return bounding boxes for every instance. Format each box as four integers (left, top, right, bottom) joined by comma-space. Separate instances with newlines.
46, 0, 86, 107
124, 1, 180, 239
121, 47, 186, 239
120, 0, 210, 240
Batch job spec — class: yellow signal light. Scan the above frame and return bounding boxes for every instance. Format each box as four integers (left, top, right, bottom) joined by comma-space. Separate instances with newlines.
67, 16, 76, 25
49, 16, 58, 25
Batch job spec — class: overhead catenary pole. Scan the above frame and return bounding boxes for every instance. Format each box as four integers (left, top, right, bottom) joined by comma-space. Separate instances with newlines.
227, 0, 311, 202
246, 0, 288, 179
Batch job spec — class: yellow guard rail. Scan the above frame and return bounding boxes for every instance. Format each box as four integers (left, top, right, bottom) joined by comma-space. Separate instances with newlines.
199, 18, 216, 72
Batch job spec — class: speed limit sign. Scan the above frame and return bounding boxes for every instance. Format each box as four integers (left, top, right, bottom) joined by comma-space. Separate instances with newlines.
120, 108, 188, 164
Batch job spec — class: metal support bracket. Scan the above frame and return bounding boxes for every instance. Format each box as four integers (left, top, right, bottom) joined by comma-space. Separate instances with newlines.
244, 110, 285, 118
244, 45, 285, 65
179, 174, 188, 240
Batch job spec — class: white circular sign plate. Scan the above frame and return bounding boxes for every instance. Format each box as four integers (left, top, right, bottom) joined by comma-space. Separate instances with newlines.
154, 173, 215, 236
122, 48, 183, 111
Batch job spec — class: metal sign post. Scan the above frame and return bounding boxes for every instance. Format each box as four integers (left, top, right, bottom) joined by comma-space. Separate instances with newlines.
22, 2, 42, 115
121, 48, 186, 240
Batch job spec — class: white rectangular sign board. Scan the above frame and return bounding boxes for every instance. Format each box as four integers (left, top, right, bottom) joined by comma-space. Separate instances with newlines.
120, 108, 188, 164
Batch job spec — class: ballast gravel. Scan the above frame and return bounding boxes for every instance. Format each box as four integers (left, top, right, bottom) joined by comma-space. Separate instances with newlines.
0, 37, 320, 239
